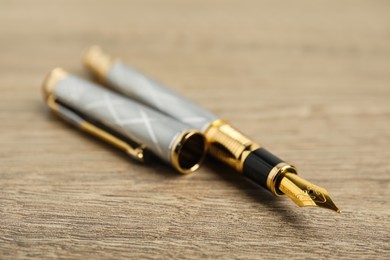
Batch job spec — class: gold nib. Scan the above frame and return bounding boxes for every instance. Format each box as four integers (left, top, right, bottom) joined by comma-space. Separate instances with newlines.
278, 173, 340, 213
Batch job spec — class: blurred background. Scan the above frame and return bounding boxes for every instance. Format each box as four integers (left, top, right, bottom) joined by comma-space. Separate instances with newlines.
0, 0, 389, 259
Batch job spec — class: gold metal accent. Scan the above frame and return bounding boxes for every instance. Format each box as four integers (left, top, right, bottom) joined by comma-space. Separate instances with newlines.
279, 173, 341, 213
47, 95, 145, 162
46, 95, 59, 111
266, 162, 298, 196
42, 67, 67, 100
80, 120, 145, 160
204, 120, 260, 172
83, 45, 117, 82
170, 130, 207, 174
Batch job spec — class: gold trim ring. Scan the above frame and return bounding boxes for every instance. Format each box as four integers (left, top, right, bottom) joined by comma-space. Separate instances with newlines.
267, 162, 298, 196
170, 130, 208, 174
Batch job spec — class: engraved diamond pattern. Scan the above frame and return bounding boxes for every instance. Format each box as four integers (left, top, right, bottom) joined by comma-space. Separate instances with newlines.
55, 75, 190, 162
107, 63, 218, 131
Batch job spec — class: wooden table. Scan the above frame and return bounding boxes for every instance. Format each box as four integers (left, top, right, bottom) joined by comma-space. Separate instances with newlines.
1, 0, 389, 258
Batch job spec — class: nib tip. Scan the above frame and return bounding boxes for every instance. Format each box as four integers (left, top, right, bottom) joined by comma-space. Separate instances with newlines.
278, 173, 340, 213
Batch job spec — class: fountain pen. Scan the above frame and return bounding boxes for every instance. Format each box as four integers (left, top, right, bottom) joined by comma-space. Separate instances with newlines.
84, 46, 340, 213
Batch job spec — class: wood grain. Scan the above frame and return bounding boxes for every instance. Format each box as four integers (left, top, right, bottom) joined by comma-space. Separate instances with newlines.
0, 0, 389, 259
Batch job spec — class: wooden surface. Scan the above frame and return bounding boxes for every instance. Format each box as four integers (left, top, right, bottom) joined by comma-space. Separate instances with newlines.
1, 0, 389, 259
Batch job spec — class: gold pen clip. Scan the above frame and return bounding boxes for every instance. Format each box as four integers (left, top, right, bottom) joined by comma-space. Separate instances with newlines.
47, 95, 145, 162
43, 68, 146, 162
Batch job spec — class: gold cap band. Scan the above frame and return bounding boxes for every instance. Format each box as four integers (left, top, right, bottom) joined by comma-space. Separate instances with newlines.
170, 130, 207, 174
266, 163, 298, 196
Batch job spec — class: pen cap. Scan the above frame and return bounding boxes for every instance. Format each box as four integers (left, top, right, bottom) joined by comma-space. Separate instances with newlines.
83, 46, 218, 131
42, 68, 207, 174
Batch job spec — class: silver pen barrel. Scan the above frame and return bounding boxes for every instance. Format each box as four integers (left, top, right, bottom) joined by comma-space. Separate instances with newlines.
42, 68, 207, 174
84, 46, 218, 131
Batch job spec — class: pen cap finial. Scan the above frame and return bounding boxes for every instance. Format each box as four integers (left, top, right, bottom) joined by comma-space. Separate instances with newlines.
42, 67, 68, 101
83, 46, 116, 82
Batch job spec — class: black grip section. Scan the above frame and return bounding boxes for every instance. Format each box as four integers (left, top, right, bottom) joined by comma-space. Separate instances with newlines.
243, 148, 284, 188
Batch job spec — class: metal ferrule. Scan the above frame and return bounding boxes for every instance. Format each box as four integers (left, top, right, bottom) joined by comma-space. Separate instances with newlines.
203, 120, 260, 172
42, 68, 207, 174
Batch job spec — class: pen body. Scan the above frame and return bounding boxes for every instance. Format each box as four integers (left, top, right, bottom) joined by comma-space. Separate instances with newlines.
42, 69, 207, 174
82, 47, 341, 212
83, 47, 298, 194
